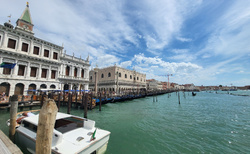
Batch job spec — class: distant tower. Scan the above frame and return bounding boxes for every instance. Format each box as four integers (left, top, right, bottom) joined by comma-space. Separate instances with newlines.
15, 2, 34, 35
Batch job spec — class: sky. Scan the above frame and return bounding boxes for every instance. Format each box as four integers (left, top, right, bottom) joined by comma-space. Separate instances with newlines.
0, 0, 250, 86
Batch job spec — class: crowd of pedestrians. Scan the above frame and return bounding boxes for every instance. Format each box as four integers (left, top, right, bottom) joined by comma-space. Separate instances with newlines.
0, 92, 8, 102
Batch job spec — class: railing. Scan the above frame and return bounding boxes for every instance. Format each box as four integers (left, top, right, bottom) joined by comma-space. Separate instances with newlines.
58, 75, 87, 80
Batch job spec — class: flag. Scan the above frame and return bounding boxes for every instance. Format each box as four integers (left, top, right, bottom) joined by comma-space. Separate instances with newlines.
0, 62, 16, 69
90, 128, 97, 141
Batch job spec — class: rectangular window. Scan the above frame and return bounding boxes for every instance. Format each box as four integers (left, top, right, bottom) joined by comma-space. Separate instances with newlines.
7, 38, 16, 49
44, 49, 49, 57
18, 65, 25, 76
51, 70, 56, 79
21, 43, 29, 52
81, 69, 84, 78
53, 52, 58, 60
41, 69, 47, 78
2, 63, 11, 75
33, 46, 39, 55
74, 68, 77, 77
0, 35, 1, 42
66, 66, 69, 76
30, 67, 37, 77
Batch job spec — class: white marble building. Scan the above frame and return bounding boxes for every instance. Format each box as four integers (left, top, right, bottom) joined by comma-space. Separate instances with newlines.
89, 65, 146, 94
0, 3, 89, 96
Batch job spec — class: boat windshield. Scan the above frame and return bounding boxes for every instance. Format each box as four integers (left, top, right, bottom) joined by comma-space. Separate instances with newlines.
54, 117, 84, 134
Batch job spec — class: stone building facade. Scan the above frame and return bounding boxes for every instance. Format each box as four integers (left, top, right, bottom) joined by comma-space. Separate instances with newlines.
89, 65, 146, 94
146, 79, 160, 90
0, 3, 89, 96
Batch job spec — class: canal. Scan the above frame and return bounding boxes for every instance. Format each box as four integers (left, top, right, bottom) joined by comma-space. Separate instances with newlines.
0, 91, 250, 153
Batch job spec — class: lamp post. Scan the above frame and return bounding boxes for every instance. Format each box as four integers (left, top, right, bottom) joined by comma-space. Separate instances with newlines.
167, 74, 172, 89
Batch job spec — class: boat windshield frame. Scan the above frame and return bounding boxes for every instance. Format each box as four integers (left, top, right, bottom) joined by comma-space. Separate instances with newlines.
54, 116, 84, 134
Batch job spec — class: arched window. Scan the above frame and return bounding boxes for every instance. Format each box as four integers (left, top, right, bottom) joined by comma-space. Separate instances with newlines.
40, 84, 47, 89
108, 72, 111, 77
119, 72, 121, 77
125, 74, 127, 78
50, 84, 56, 89
90, 76, 92, 80
130, 75, 132, 79
137, 77, 139, 80
14, 83, 24, 95
101, 74, 104, 78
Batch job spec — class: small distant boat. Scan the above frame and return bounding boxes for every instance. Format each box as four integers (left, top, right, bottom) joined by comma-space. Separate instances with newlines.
192, 92, 196, 96
229, 89, 237, 91
11, 111, 111, 154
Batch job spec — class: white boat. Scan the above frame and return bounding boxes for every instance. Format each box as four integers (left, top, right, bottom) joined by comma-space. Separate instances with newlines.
15, 112, 111, 154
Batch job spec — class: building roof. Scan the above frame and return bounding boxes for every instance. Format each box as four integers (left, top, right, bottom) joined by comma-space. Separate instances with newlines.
19, 2, 33, 24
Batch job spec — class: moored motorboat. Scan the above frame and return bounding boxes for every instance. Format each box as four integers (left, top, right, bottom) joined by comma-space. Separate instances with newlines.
15, 112, 110, 154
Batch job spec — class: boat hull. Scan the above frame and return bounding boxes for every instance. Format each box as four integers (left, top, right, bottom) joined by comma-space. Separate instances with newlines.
15, 126, 110, 154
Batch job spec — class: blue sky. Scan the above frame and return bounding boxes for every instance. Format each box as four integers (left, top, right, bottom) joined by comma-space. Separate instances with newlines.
1, 0, 250, 86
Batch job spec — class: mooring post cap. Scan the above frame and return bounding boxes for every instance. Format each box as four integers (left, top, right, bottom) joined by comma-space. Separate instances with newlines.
10, 95, 18, 101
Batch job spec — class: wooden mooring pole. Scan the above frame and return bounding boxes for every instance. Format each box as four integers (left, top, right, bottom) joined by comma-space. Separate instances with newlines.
57, 93, 61, 112
90, 92, 93, 110
178, 92, 180, 104
84, 93, 88, 118
99, 92, 102, 111
36, 99, 58, 154
67, 93, 72, 114
9, 95, 18, 142
40, 94, 44, 108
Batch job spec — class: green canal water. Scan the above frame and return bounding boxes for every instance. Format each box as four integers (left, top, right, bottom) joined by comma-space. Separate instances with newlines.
0, 91, 250, 153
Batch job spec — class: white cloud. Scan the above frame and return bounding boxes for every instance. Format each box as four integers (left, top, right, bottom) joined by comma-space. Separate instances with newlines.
129, 0, 202, 53
199, 0, 250, 58
119, 61, 132, 68
131, 53, 202, 84
176, 37, 192, 42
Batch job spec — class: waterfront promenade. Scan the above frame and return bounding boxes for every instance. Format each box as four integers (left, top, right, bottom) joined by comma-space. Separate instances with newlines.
0, 130, 22, 154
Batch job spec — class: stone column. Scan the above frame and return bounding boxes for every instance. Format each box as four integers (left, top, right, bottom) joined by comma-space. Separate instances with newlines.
12, 60, 18, 77
48, 66, 51, 80
17, 37, 22, 51
25, 62, 31, 78
37, 64, 42, 79
70, 66, 73, 78
40, 44, 44, 57
77, 67, 81, 78
85, 68, 89, 79
56, 67, 60, 79
0, 57, 3, 73
29, 40, 33, 54
24, 83, 29, 93
84, 84, 88, 91
69, 84, 73, 91
9, 83, 15, 96
95, 71, 98, 93
49, 47, 53, 59
62, 64, 66, 77
2, 32, 8, 48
